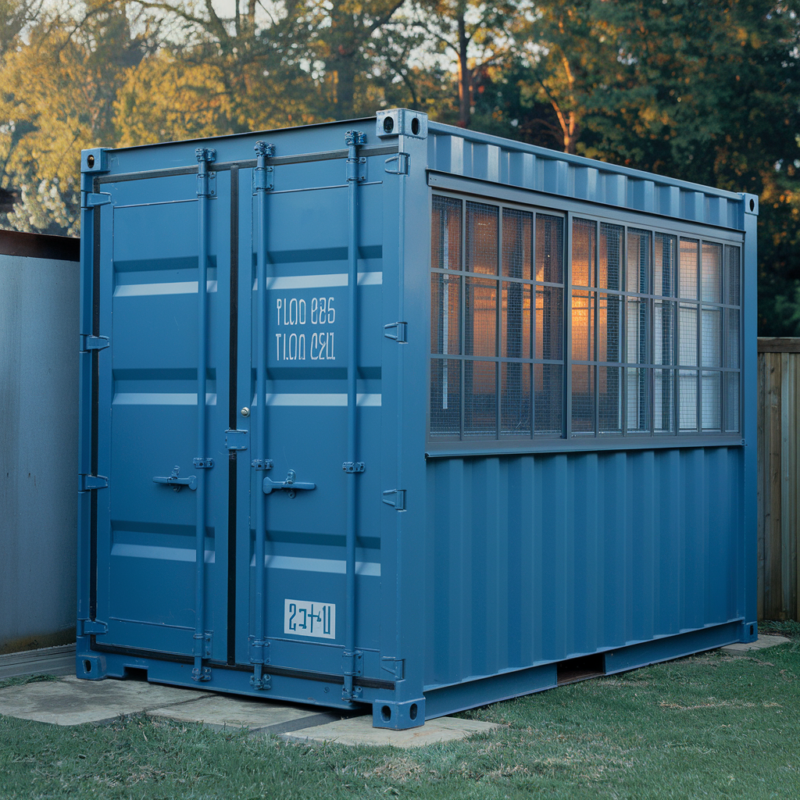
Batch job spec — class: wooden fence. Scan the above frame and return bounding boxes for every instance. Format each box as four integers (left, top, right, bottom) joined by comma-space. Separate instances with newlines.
758, 337, 800, 620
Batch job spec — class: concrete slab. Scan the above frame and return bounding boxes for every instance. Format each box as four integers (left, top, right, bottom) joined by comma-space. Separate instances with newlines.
282, 714, 502, 749
0, 676, 207, 726
720, 634, 791, 655
148, 695, 348, 735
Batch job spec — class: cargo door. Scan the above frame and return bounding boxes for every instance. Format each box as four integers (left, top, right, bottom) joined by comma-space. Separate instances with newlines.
92, 157, 232, 668
234, 141, 386, 692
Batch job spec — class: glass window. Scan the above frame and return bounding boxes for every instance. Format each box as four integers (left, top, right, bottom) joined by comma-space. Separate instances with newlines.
429, 194, 741, 446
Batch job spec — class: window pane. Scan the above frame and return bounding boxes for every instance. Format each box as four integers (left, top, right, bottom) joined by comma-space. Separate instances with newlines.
465, 277, 497, 356
626, 366, 649, 432
701, 243, 722, 302
501, 362, 532, 436
725, 245, 741, 306
654, 300, 675, 365
725, 308, 740, 369
627, 229, 650, 294
465, 360, 497, 436
599, 366, 622, 434
466, 202, 498, 275
572, 365, 595, 434
599, 294, 623, 363
502, 282, 531, 359
654, 369, 675, 433
430, 359, 461, 437
535, 363, 563, 436
679, 370, 698, 430
535, 214, 563, 283
432, 196, 461, 270
679, 239, 698, 299
430, 273, 460, 355
654, 233, 676, 296
701, 371, 721, 431
600, 223, 623, 290
502, 209, 532, 279
678, 304, 698, 366
701, 306, 721, 367
724, 372, 740, 432
572, 291, 595, 362
627, 299, 648, 364
535, 286, 563, 360
572, 218, 596, 287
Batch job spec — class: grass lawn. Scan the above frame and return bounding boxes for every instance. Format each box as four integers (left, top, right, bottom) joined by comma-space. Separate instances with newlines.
1, 629, 799, 799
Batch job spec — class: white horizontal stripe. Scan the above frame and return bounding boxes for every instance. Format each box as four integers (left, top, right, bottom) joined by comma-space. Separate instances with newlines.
248, 555, 380, 576
115, 280, 217, 297
112, 543, 215, 563
251, 393, 381, 407
255, 272, 383, 291
114, 393, 217, 406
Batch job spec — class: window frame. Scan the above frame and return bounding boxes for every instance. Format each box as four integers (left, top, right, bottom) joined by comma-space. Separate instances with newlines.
426, 187, 744, 456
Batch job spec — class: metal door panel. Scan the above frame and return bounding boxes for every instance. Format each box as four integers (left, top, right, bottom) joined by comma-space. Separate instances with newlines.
237, 163, 387, 685
95, 173, 231, 664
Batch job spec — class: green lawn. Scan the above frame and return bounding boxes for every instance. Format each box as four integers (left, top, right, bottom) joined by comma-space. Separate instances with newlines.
1, 632, 799, 799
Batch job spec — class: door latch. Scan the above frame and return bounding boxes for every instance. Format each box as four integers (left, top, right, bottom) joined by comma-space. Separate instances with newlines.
263, 469, 315, 499
153, 466, 197, 492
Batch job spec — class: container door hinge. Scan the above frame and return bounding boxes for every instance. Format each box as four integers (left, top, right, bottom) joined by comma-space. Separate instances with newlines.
384, 322, 407, 343
80, 334, 109, 352
81, 192, 111, 208
225, 430, 249, 451
79, 618, 108, 636
381, 657, 405, 680
342, 462, 365, 473
382, 489, 406, 511
384, 153, 409, 175
79, 474, 108, 492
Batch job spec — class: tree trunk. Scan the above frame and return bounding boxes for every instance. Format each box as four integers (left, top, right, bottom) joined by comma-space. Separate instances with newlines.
457, 12, 471, 128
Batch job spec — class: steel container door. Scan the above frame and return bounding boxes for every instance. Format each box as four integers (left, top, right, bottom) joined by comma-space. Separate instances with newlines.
234, 140, 386, 696
93, 159, 232, 671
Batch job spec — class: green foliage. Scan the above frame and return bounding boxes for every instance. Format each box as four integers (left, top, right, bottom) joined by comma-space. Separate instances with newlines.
1, 644, 799, 798
0, 0, 799, 330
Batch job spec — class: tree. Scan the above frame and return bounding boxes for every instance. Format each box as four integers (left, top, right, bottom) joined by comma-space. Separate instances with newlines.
412, 0, 517, 127
0, 1, 153, 233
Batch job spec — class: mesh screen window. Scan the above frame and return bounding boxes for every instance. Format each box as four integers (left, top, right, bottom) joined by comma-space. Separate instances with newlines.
430, 195, 742, 445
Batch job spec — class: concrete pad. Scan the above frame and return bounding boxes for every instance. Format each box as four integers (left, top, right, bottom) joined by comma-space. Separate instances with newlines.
282, 714, 502, 749
0, 676, 207, 726
148, 695, 347, 735
721, 634, 791, 656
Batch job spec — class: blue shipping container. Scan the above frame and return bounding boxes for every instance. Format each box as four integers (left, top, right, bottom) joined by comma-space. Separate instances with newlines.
77, 109, 758, 729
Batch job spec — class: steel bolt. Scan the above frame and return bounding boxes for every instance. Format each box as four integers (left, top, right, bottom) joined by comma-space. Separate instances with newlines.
241, 407, 250, 417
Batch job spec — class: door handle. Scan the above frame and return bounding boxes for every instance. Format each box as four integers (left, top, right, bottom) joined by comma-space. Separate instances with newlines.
262, 469, 315, 499
153, 466, 197, 492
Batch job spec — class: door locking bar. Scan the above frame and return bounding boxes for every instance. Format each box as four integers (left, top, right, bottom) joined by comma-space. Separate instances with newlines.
153, 465, 197, 492
262, 469, 315, 499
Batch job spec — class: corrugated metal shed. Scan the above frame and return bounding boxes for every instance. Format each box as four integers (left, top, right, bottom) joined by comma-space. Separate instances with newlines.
1, 230, 80, 654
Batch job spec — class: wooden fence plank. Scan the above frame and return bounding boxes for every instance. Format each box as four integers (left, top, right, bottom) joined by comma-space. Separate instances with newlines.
757, 341, 800, 621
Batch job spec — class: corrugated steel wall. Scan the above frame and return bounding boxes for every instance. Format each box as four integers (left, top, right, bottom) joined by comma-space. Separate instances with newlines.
424, 447, 743, 689
757, 338, 800, 621
0, 235, 80, 654
427, 125, 746, 230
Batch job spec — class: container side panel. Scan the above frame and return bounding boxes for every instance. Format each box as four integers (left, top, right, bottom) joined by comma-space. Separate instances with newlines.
424, 447, 743, 689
